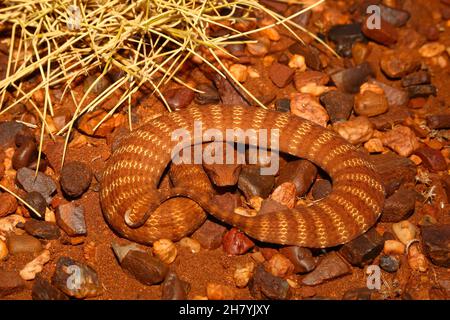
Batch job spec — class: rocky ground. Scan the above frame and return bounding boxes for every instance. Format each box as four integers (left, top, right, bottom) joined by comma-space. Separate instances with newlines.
0, 0, 449, 300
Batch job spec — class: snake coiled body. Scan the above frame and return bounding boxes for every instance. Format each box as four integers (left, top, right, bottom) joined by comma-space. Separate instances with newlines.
100, 105, 385, 248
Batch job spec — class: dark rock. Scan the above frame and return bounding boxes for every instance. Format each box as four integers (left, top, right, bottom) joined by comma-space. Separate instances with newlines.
421, 224, 450, 267
249, 264, 290, 300
381, 187, 418, 222
258, 198, 288, 215
275, 160, 317, 197
60, 162, 92, 198
274, 99, 290, 113
369, 80, 409, 107
238, 165, 275, 200
16, 167, 57, 203
192, 219, 227, 250
319, 90, 354, 123
161, 271, 190, 300
369, 105, 411, 131
7, 234, 43, 254
32, 276, 69, 300
402, 71, 431, 87
279, 246, 316, 274
211, 73, 249, 106
361, 17, 398, 45
288, 43, 322, 70
407, 85, 437, 98
55, 203, 87, 236
379, 255, 400, 273
0, 193, 18, 218
269, 62, 294, 88
52, 256, 102, 299
120, 249, 168, 285
0, 121, 28, 148
331, 62, 374, 94
0, 271, 25, 298
426, 114, 450, 130
370, 152, 416, 196
294, 71, 330, 91
195, 83, 220, 105
379, 4, 410, 27
12, 140, 38, 170
24, 192, 47, 220
302, 252, 351, 286
222, 228, 254, 256
164, 87, 195, 110
328, 23, 366, 57
311, 179, 332, 200
339, 228, 384, 267
24, 220, 61, 240
342, 287, 375, 300
414, 146, 447, 172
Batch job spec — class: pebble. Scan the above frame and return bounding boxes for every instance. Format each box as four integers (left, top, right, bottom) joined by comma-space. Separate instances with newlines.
164, 87, 195, 110
195, 83, 220, 105
238, 166, 275, 200
269, 62, 294, 88
380, 126, 419, 157
369, 80, 409, 108
275, 160, 317, 197
0, 193, 18, 218
406, 85, 437, 98
55, 203, 87, 237
265, 253, 295, 278
402, 71, 431, 87
24, 220, 61, 240
364, 138, 385, 153
153, 239, 177, 264
333, 116, 374, 144
270, 182, 296, 209
211, 193, 241, 214
206, 283, 235, 300
342, 287, 375, 300
381, 188, 418, 222
179, 237, 201, 254
311, 179, 332, 200
392, 220, 417, 245
383, 240, 406, 255
319, 90, 354, 123
192, 219, 227, 250
229, 64, 248, 82
20, 249, 51, 280
294, 71, 329, 91
288, 54, 306, 71
120, 248, 168, 285
211, 73, 249, 106
24, 192, 47, 219
361, 17, 398, 45
354, 90, 389, 117
247, 37, 270, 57
31, 276, 69, 300
0, 271, 25, 297
407, 243, 428, 272
258, 198, 288, 215
421, 224, 450, 267
279, 246, 316, 274
16, 167, 57, 203
60, 161, 92, 198
419, 42, 446, 58
77, 110, 116, 137
378, 4, 410, 27
249, 264, 290, 300
274, 98, 290, 113
330, 62, 374, 93
233, 261, 255, 288
380, 50, 420, 78
0, 239, 8, 260
328, 23, 365, 57
161, 271, 190, 300
0, 121, 30, 148
414, 145, 447, 172
352, 42, 371, 65
339, 228, 384, 267
426, 114, 450, 129
12, 139, 37, 170
379, 255, 400, 273
288, 43, 322, 70
301, 252, 351, 286
7, 234, 43, 254
222, 228, 254, 256
290, 93, 329, 127
52, 256, 102, 299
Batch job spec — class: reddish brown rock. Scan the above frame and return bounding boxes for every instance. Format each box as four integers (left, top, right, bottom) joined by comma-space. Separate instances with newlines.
0, 193, 18, 218
311, 179, 332, 200
7, 234, 43, 254
275, 160, 317, 197
120, 249, 168, 285
421, 224, 450, 267
55, 203, 87, 236
339, 228, 384, 267
164, 87, 195, 110
249, 264, 290, 300
415, 146, 447, 172
32, 276, 69, 300
302, 252, 351, 286
269, 62, 294, 88
192, 219, 227, 250
258, 198, 289, 215
381, 187, 419, 222
161, 271, 190, 300
294, 71, 330, 91
380, 50, 420, 78
279, 246, 317, 274
361, 17, 398, 45
238, 166, 275, 200
24, 220, 61, 240
60, 161, 92, 198
426, 114, 450, 130
330, 62, 374, 94
0, 271, 25, 298
319, 90, 354, 123
222, 228, 254, 256
354, 91, 389, 117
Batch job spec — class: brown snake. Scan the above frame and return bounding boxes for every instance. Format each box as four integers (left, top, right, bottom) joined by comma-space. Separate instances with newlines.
100, 105, 385, 248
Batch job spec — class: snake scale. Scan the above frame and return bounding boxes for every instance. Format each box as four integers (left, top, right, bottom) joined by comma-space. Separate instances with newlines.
100, 105, 385, 248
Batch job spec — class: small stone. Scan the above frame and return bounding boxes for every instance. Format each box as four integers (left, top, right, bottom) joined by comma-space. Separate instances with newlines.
421, 224, 450, 267
380, 126, 419, 157
192, 219, 227, 250
379, 255, 400, 273
354, 91, 389, 117
12, 139, 38, 170
270, 182, 296, 209
249, 264, 290, 300
120, 249, 168, 285
392, 220, 417, 245
179, 237, 201, 254
164, 87, 195, 110
288, 54, 306, 71
211, 73, 249, 106
279, 246, 316, 274
369, 80, 409, 108
258, 198, 289, 215
265, 253, 295, 278
426, 114, 450, 129
319, 90, 354, 123
0, 121, 29, 148
77, 110, 115, 137
331, 62, 374, 94
294, 71, 329, 91
342, 287, 375, 300
352, 42, 371, 65
0, 193, 18, 218
0, 271, 25, 297
333, 116, 374, 144
211, 192, 241, 214
378, 4, 410, 27
383, 240, 405, 255
222, 228, 254, 256
274, 99, 290, 113
60, 162, 92, 198
20, 249, 51, 280
7, 234, 42, 254
238, 166, 275, 200
364, 138, 385, 153
161, 271, 190, 300
419, 42, 446, 58
380, 50, 420, 78
24, 220, 60, 240
408, 243, 428, 272
16, 167, 56, 203
0, 215, 26, 234
269, 62, 294, 88
311, 179, 332, 200
0, 239, 8, 261
55, 203, 87, 237
381, 188, 418, 222
339, 228, 384, 267
301, 252, 351, 286
195, 83, 220, 105
361, 17, 398, 45
402, 71, 431, 87
414, 146, 447, 172
290, 93, 329, 127
247, 37, 270, 57
206, 283, 235, 300
229, 64, 248, 82
276, 160, 317, 197
233, 261, 255, 288
24, 192, 47, 220
328, 23, 365, 57
52, 256, 102, 299
153, 239, 177, 264
31, 276, 68, 300
288, 43, 322, 70
406, 84, 437, 99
